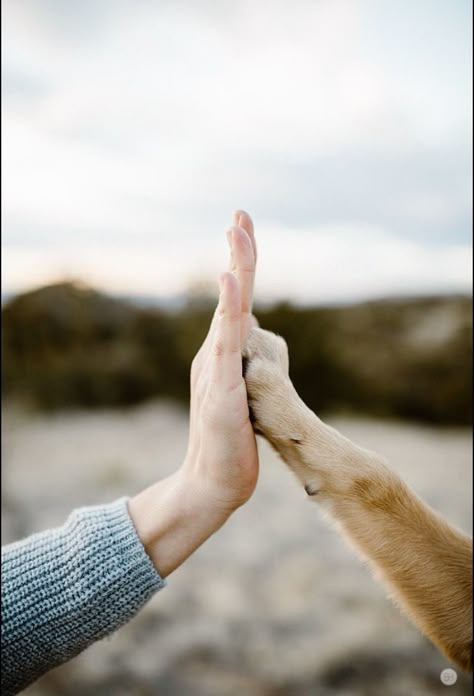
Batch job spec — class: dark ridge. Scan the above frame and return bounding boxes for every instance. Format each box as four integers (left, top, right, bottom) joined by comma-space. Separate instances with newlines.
2, 281, 471, 425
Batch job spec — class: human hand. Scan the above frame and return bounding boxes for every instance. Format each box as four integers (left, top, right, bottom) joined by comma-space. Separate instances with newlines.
181, 212, 258, 514
129, 212, 258, 577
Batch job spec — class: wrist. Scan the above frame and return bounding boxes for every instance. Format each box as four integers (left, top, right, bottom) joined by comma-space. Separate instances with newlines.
128, 469, 233, 578
180, 452, 253, 512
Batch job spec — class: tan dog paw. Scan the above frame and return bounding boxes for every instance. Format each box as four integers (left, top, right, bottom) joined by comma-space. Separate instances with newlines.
243, 327, 289, 374
242, 328, 308, 444
242, 329, 288, 429
242, 328, 336, 496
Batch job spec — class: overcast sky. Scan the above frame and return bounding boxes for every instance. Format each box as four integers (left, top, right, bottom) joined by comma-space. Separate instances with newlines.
2, 0, 472, 304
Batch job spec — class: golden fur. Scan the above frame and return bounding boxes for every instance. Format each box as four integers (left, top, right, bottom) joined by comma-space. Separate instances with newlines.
243, 328, 473, 672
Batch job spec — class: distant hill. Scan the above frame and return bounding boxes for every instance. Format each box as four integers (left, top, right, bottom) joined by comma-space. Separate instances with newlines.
1, 289, 188, 311
2, 282, 471, 424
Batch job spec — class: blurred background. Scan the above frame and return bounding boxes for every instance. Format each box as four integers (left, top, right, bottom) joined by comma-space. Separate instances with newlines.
2, 1, 472, 694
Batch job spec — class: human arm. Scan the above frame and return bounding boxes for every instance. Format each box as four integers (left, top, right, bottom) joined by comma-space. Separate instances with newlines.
1, 498, 165, 696
1, 211, 259, 693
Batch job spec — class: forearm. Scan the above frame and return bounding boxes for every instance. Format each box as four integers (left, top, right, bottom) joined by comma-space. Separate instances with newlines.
245, 324, 472, 670
1, 498, 165, 695
257, 373, 473, 670
128, 469, 233, 578
328, 446, 473, 671
289, 413, 473, 671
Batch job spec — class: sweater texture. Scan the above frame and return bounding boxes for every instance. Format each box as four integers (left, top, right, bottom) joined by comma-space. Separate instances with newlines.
1, 498, 166, 695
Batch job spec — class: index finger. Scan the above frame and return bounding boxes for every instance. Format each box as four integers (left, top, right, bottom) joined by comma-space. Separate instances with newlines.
210, 272, 243, 389
227, 225, 255, 315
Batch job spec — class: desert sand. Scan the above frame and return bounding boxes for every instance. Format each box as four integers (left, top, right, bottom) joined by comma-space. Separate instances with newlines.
2, 400, 472, 695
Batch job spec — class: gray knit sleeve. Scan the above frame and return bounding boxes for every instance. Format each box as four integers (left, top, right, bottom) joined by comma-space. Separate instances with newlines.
1, 498, 166, 695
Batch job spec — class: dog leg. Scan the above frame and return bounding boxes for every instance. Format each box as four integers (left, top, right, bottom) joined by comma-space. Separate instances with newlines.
243, 328, 473, 671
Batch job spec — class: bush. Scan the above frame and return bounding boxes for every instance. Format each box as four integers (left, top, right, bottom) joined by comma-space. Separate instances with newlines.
2, 282, 471, 424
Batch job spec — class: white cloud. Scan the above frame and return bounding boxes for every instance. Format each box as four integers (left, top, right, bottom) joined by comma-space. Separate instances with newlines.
1, 0, 472, 301
256, 224, 472, 303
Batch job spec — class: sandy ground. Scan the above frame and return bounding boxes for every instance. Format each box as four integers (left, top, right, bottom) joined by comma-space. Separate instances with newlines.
2, 400, 472, 696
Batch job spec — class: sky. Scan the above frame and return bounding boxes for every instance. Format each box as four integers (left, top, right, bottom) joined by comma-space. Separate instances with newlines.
2, 0, 472, 305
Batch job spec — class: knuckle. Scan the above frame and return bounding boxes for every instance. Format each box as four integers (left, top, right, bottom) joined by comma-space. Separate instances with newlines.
217, 305, 240, 322
212, 341, 225, 357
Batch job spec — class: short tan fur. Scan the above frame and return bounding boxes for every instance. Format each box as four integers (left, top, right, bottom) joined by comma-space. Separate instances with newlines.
243, 328, 473, 672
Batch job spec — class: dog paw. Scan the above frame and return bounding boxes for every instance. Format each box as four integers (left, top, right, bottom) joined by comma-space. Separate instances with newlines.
242, 328, 291, 434
243, 327, 289, 375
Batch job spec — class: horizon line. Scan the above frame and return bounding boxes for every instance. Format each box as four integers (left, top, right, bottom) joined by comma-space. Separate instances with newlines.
1, 283, 472, 311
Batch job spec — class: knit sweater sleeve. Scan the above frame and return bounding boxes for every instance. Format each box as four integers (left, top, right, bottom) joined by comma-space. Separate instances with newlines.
1, 498, 166, 695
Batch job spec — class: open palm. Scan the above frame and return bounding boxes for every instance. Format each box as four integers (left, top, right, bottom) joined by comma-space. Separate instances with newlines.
182, 211, 259, 512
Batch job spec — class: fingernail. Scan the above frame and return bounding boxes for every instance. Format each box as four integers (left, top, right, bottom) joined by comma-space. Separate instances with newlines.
219, 273, 226, 292
226, 228, 233, 248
